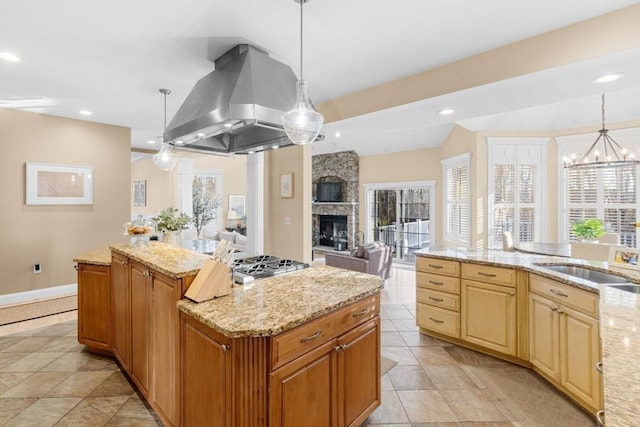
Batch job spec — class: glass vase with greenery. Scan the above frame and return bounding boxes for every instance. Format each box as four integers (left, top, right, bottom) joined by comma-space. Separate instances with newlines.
152, 207, 191, 233
572, 218, 606, 241
192, 176, 221, 238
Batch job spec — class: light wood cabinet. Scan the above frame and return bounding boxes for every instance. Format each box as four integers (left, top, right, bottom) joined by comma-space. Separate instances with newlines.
111, 253, 131, 370
182, 295, 381, 427
529, 274, 602, 413
415, 257, 461, 339
461, 279, 517, 356
77, 263, 112, 352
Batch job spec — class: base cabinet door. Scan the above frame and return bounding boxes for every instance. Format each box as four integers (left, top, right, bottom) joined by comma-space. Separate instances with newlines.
529, 293, 560, 380
461, 280, 517, 356
337, 318, 380, 427
182, 317, 231, 427
130, 261, 151, 396
77, 263, 112, 351
111, 253, 131, 370
269, 339, 338, 427
559, 305, 602, 409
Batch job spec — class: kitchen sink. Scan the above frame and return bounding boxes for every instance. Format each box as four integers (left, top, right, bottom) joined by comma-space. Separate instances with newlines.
534, 264, 630, 284
606, 284, 640, 294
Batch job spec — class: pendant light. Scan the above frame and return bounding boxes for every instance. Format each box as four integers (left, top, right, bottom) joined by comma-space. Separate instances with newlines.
564, 94, 638, 169
153, 88, 178, 171
281, 0, 324, 145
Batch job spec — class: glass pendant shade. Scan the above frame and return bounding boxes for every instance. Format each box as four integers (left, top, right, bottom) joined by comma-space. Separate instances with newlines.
153, 142, 177, 171
282, 80, 324, 145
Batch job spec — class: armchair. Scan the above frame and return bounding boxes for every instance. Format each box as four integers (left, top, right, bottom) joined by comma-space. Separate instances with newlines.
324, 242, 392, 280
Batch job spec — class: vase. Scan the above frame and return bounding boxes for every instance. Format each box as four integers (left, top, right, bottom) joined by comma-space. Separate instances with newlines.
163, 231, 182, 247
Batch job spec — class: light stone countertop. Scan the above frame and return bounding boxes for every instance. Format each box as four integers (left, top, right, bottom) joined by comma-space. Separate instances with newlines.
73, 247, 112, 266
177, 265, 383, 338
416, 248, 640, 426
110, 242, 210, 278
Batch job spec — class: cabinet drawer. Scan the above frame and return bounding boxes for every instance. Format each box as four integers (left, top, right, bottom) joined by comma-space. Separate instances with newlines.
416, 303, 459, 338
416, 272, 460, 294
416, 257, 460, 277
417, 288, 460, 312
462, 263, 515, 287
270, 295, 380, 370
529, 274, 598, 317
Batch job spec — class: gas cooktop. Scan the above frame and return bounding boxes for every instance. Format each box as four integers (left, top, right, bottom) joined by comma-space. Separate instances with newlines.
233, 255, 309, 280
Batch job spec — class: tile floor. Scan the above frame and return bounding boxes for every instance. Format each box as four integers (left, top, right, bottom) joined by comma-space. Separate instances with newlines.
0, 264, 596, 426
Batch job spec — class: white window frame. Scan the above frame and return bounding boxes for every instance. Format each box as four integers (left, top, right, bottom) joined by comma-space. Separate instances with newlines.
487, 138, 547, 249
441, 153, 471, 247
557, 130, 640, 246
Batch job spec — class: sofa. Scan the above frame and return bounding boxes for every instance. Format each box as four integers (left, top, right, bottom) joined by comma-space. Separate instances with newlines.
324, 241, 392, 280
203, 229, 248, 253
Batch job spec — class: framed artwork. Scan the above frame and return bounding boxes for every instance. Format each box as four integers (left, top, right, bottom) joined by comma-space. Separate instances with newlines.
228, 194, 245, 219
133, 180, 146, 206
608, 246, 639, 273
280, 173, 293, 198
26, 162, 93, 205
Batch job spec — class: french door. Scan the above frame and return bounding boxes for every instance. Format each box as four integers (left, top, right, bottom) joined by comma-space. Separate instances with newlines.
364, 181, 435, 264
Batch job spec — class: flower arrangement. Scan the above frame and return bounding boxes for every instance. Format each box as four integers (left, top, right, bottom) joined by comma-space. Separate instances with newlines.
572, 218, 605, 241
152, 207, 191, 233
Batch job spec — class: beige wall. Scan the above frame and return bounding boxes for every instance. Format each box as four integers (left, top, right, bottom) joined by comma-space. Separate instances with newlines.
264, 145, 312, 263
0, 109, 130, 296
131, 156, 175, 217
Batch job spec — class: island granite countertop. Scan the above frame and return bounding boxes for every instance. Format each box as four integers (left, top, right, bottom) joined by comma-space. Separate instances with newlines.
177, 265, 383, 338
73, 247, 112, 266
109, 242, 210, 279
417, 248, 640, 427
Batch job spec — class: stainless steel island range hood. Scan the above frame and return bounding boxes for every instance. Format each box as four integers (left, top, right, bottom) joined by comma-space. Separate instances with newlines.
164, 44, 323, 155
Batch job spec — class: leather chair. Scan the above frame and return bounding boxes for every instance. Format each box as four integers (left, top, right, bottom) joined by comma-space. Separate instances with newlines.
324, 242, 393, 280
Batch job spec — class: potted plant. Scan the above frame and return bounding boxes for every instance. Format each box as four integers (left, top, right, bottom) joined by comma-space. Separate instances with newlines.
152, 207, 191, 245
572, 218, 606, 241
192, 176, 221, 239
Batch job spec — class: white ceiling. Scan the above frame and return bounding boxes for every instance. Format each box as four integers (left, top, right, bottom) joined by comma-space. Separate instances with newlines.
1, 0, 639, 158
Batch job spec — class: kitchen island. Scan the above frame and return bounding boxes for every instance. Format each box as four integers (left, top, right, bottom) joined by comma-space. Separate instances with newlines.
74, 242, 383, 427
415, 248, 639, 427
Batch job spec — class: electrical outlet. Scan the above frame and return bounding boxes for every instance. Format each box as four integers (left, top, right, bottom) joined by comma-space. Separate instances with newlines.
33, 264, 41, 274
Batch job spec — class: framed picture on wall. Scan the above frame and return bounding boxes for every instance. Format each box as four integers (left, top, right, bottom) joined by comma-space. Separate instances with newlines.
25, 162, 93, 205
228, 194, 245, 219
133, 180, 146, 206
280, 173, 293, 198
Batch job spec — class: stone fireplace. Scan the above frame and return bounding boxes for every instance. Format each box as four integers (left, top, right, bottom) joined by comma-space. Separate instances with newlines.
312, 151, 359, 250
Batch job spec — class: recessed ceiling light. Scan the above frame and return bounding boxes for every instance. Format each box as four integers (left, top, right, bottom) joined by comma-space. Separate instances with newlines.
0, 51, 20, 62
335, 132, 341, 138
439, 108, 455, 115
593, 73, 624, 83
224, 122, 233, 128
147, 139, 156, 145
79, 110, 92, 116
197, 132, 205, 138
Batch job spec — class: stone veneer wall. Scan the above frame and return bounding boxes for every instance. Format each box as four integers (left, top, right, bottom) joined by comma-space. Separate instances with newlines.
312, 151, 359, 249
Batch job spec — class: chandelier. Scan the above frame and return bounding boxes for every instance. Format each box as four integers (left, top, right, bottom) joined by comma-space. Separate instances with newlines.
564, 94, 638, 169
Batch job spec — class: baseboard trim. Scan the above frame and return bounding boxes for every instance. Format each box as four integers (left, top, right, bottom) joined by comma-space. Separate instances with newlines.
0, 284, 78, 326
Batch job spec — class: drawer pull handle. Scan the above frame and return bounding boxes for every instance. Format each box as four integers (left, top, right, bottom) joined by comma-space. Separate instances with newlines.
550, 289, 569, 297
428, 264, 444, 269
428, 280, 444, 286
221, 344, 229, 352
428, 296, 444, 302
352, 308, 370, 318
478, 272, 497, 277
300, 330, 322, 343
428, 317, 444, 324
596, 410, 605, 427
595, 362, 603, 374
74, 265, 79, 270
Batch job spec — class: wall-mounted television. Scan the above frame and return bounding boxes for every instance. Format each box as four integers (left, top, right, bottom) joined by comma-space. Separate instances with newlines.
317, 182, 342, 202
